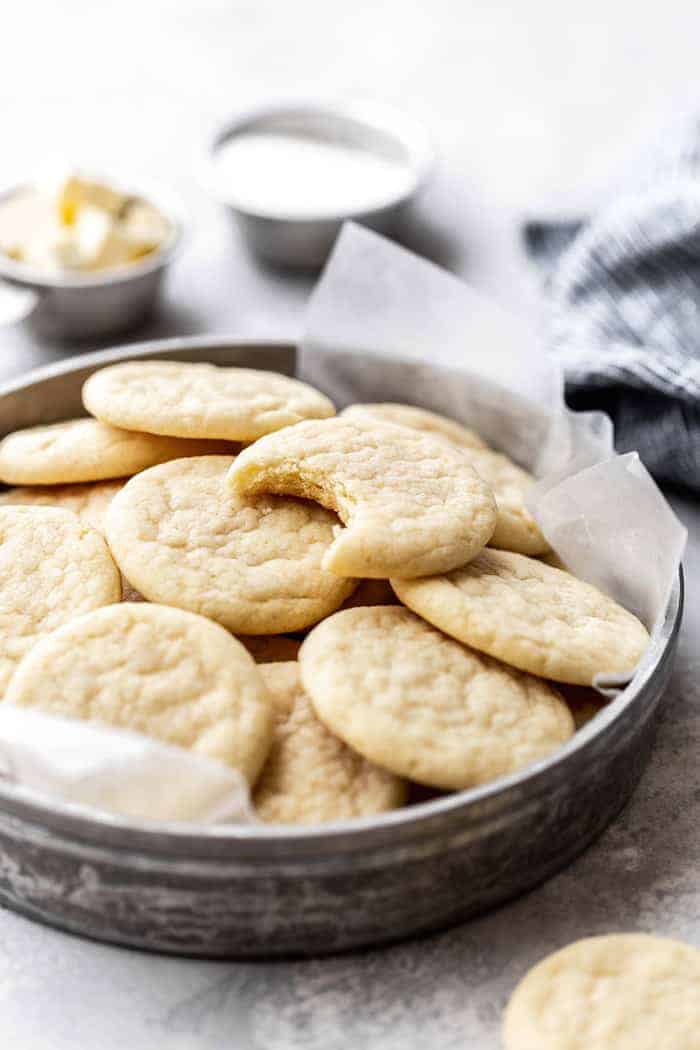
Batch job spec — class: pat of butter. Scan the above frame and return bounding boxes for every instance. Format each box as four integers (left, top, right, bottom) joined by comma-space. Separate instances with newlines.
22, 226, 76, 272
74, 206, 132, 270
121, 201, 170, 256
57, 175, 128, 226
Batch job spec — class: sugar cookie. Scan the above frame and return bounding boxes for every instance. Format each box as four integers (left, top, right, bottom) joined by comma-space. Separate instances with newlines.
106, 456, 356, 634
341, 402, 488, 451
254, 661, 405, 823
392, 549, 649, 685
5, 602, 273, 783
343, 404, 545, 555
299, 606, 573, 790
0, 417, 235, 485
460, 448, 547, 555
228, 418, 497, 579
0, 479, 124, 534
83, 361, 335, 441
0, 506, 121, 693
503, 934, 700, 1050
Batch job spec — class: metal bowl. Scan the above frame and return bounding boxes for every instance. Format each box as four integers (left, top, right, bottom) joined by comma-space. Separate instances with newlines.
0, 336, 683, 958
203, 101, 435, 267
0, 178, 184, 341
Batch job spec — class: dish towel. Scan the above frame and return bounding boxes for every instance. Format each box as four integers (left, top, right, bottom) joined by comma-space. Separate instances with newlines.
524, 108, 700, 494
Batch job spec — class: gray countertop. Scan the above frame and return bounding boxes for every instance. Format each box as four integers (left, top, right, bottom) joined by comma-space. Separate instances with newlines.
1, 2, 699, 1047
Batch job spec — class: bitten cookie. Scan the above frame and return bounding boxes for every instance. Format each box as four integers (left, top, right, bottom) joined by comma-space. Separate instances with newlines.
503, 934, 700, 1050
0, 418, 234, 485
254, 661, 405, 824
299, 606, 573, 790
0, 506, 121, 692
392, 549, 650, 685
0, 479, 124, 534
228, 418, 497, 579
83, 361, 335, 441
5, 603, 274, 783
341, 402, 488, 451
106, 456, 357, 634
343, 403, 546, 555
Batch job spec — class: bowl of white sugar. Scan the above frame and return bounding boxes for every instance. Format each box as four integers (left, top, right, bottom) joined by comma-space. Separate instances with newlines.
204, 100, 435, 267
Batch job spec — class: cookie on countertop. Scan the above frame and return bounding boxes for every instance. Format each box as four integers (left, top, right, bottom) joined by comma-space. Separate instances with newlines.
503, 934, 700, 1050
299, 606, 574, 790
0, 417, 235, 485
106, 456, 357, 634
392, 549, 650, 686
228, 417, 497, 579
5, 602, 274, 784
83, 361, 335, 441
254, 661, 406, 824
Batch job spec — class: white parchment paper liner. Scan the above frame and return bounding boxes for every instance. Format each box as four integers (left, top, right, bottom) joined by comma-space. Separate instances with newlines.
0, 707, 255, 825
299, 223, 686, 677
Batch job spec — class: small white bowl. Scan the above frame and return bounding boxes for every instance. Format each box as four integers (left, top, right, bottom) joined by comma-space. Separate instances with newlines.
0, 175, 184, 341
203, 100, 435, 268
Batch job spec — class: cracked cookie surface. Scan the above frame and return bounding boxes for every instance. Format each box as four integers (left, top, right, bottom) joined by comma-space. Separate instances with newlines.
392, 549, 650, 685
460, 447, 548, 555
228, 418, 497, 579
503, 934, 700, 1050
254, 661, 405, 823
0, 479, 124, 534
0, 506, 121, 693
106, 456, 356, 634
299, 606, 573, 790
343, 404, 546, 555
5, 602, 274, 782
341, 402, 488, 451
0, 417, 234, 485
83, 361, 335, 441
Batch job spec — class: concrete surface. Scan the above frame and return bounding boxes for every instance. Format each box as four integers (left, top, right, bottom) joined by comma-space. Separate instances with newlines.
0, 1, 699, 1046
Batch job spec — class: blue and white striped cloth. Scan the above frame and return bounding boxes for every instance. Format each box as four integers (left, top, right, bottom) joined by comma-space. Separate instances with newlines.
524, 110, 700, 492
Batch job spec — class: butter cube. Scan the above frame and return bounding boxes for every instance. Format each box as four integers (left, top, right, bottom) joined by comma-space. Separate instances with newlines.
49, 230, 84, 269
74, 206, 132, 270
56, 175, 128, 226
120, 201, 170, 258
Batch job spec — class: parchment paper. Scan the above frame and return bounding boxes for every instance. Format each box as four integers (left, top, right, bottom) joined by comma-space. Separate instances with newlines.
0, 707, 255, 825
300, 223, 686, 638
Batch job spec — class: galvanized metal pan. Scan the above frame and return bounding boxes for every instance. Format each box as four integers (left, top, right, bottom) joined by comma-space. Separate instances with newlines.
0, 337, 683, 958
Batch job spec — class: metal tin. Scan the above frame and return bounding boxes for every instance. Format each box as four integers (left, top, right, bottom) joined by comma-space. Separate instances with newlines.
0, 179, 184, 340
203, 101, 435, 267
0, 337, 683, 958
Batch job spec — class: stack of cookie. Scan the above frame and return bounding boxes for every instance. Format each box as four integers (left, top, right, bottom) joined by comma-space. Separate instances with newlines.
0, 360, 650, 824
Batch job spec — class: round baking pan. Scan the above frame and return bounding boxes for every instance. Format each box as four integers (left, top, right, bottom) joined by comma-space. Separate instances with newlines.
0, 337, 683, 957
